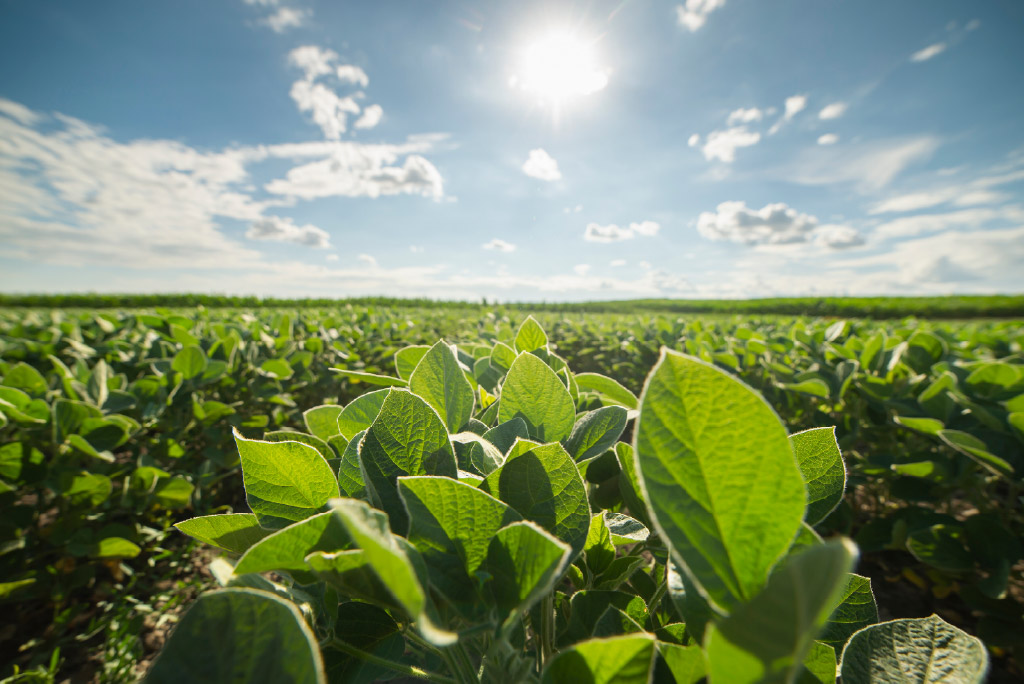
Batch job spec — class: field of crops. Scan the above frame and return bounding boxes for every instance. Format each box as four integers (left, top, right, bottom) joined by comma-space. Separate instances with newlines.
1, 302, 1022, 682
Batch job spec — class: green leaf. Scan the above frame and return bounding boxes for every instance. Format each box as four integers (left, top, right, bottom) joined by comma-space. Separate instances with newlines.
259, 358, 294, 380
358, 389, 457, 532
703, 539, 856, 684
542, 634, 655, 684
172, 346, 208, 380
324, 602, 405, 684
498, 352, 576, 443
143, 588, 326, 684
790, 427, 846, 526
565, 406, 628, 463
819, 574, 878, 651
234, 429, 340, 529
330, 369, 407, 387
408, 340, 475, 433
574, 372, 639, 410
781, 378, 831, 399
154, 477, 195, 509
799, 642, 837, 684
330, 498, 456, 646
604, 511, 649, 545
59, 470, 113, 507
906, 524, 973, 573
480, 442, 590, 558
2, 362, 48, 395
658, 643, 705, 684
839, 614, 988, 684
514, 315, 548, 353
490, 341, 518, 373
93, 536, 142, 559
53, 398, 102, 443
636, 349, 806, 612
938, 429, 1013, 477
264, 431, 334, 463
584, 512, 616, 576
485, 520, 571, 619
483, 418, 530, 454
305, 549, 396, 610
233, 512, 350, 579
616, 442, 651, 527
894, 415, 945, 437
397, 476, 522, 609
303, 405, 343, 441
394, 344, 430, 380
337, 430, 366, 498
337, 389, 389, 441
451, 432, 504, 475
175, 514, 274, 555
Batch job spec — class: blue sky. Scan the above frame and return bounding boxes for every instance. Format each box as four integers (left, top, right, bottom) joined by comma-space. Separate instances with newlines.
1, 0, 1022, 300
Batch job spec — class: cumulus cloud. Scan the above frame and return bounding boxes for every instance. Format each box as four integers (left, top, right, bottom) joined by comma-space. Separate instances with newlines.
262, 7, 308, 32
354, 104, 383, 130
289, 80, 360, 139
818, 133, 839, 145
697, 201, 862, 249
288, 46, 338, 81
247, 216, 330, 247
522, 148, 562, 181
584, 220, 660, 243
573, 264, 591, 276
911, 43, 947, 62
336, 65, 370, 88
818, 102, 847, 120
676, 0, 727, 32
482, 238, 516, 252
702, 127, 761, 162
727, 107, 763, 124
357, 253, 377, 266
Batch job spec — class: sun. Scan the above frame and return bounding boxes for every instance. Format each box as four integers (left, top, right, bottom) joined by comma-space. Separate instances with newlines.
513, 29, 609, 107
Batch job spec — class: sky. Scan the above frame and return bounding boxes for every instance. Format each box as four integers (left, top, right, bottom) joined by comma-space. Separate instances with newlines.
1, 0, 1023, 301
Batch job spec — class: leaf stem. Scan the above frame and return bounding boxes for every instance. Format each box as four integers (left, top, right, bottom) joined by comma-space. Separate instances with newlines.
539, 593, 556, 668
329, 638, 455, 683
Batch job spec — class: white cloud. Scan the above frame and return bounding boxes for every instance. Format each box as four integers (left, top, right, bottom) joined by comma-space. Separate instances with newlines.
784, 137, 939, 191
522, 148, 562, 181
817, 133, 839, 145
326, 253, 339, 261
702, 127, 760, 162
247, 216, 330, 248
675, 0, 727, 32
869, 165, 1024, 214
911, 43, 947, 62
687, 134, 701, 148
966, 19, 981, 31
818, 102, 847, 120
244, 0, 280, 5
0, 99, 39, 126
289, 80, 360, 139
336, 65, 370, 88
354, 104, 383, 130
584, 221, 661, 243
610, 259, 626, 267
482, 238, 516, 252
563, 204, 583, 214
264, 145, 444, 200
697, 201, 862, 248
573, 264, 591, 276
357, 253, 377, 266
768, 95, 807, 134
262, 7, 308, 33
288, 46, 337, 81
872, 206, 1024, 240
727, 107, 763, 125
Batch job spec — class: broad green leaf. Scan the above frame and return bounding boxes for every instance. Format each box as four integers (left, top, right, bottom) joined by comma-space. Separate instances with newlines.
409, 340, 475, 433
154, 477, 195, 509
561, 590, 649, 646
839, 614, 988, 683
0, 579, 35, 599
906, 524, 973, 573
574, 372, 639, 410
451, 431, 504, 475
330, 369, 407, 387
330, 498, 456, 646
490, 341, 518, 374
938, 429, 1013, 477
480, 442, 590, 558
515, 315, 548, 353
658, 643, 705, 684
894, 415, 945, 437
234, 429, 340, 529
782, 378, 831, 399
592, 605, 645, 638
604, 511, 649, 545
964, 362, 1024, 399
486, 520, 571, 619
305, 549, 396, 610
394, 344, 430, 380
175, 514, 273, 555
53, 398, 102, 443
337, 389, 389, 441
2, 362, 48, 395
264, 430, 333, 462
483, 418, 530, 454
358, 389, 457, 532
234, 511, 351, 579
498, 352, 575, 443
93, 536, 141, 559
172, 346, 207, 380
703, 539, 856, 684
303, 405, 343, 441
337, 430, 366, 498
564, 406, 628, 463
799, 642, 837, 684
59, 470, 113, 507
790, 427, 846, 525
397, 476, 522, 609
584, 512, 616, 576
88, 359, 109, 407
819, 574, 878, 650
542, 634, 655, 684
323, 602, 405, 684
143, 588, 325, 684
636, 350, 806, 612
615, 442, 651, 527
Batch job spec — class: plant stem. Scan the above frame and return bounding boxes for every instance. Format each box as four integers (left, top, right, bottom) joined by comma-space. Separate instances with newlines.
330, 638, 455, 683
539, 593, 555, 668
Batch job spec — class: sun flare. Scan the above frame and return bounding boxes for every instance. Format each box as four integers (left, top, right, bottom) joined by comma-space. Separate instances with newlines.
513, 29, 609, 106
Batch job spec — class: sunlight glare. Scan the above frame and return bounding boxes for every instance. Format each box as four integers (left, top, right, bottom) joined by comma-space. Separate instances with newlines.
514, 29, 608, 106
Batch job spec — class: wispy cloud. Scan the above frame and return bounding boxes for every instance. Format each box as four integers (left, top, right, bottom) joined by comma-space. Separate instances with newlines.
357, 253, 377, 267
817, 134, 839, 145
911, 43, 947, 62
262, 7, 308, 33
522, 148, 562, 181
675, 0, 727, 32
584, 221, 660, 243
818, 102, 847, 120
482, 238, 516, 252
783, 137, 939, 192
